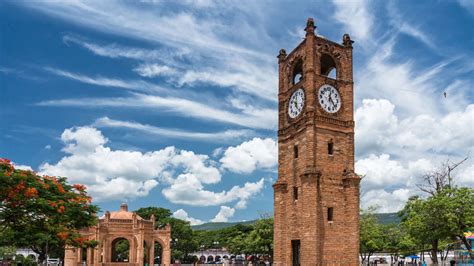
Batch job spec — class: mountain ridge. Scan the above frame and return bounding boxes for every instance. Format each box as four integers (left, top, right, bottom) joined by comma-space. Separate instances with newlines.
192, 212, 401, 231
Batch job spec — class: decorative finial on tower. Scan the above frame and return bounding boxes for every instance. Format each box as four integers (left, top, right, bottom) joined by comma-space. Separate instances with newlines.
343, 33, 354, 47
278, 49, 287, 62
305, 18, 316, 36
120, 202, 128, 212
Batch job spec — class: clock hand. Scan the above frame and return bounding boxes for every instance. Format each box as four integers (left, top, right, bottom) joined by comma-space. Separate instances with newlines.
328, 92, 335, 107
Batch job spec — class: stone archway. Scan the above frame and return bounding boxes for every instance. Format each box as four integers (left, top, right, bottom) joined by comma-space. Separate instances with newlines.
64, 203, 172, 266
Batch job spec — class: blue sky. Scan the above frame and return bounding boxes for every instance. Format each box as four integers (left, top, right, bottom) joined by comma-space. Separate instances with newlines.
1, 0, 473, 224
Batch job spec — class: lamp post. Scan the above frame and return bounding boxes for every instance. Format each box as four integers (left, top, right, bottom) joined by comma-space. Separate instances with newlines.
200, 245, 205, 263
170, 238, 178, 264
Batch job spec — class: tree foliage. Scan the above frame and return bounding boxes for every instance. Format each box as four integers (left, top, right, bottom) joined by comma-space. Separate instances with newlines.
0, 158, 99, 262
359, 208, 384, 264
193, 218, 273, 261
400, 189, 474, 263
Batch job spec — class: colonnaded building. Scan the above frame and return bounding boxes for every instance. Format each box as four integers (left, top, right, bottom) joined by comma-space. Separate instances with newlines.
65, 203, 171, 266
273, 18, 360, 265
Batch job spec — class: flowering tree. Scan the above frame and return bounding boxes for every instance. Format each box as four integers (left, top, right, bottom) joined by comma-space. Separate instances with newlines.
0, 158, 99, 262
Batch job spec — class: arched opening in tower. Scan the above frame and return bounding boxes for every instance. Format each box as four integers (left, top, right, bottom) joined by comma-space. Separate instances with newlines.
320, 53, 337, 79
292, 59, 303, 84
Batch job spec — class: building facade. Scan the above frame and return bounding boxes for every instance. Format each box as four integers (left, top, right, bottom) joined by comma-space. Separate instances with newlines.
273, 18, 360, 266
64, 203, 171, 266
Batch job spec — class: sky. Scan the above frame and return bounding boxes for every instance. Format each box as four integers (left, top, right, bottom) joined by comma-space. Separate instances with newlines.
0, 0, 473, 225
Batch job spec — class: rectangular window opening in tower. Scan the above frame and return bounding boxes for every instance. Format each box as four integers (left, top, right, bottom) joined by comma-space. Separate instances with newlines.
328, 142, 334, 155
294, 145, 298, 159
293, 186, 298, 201
328, 207, 334, 223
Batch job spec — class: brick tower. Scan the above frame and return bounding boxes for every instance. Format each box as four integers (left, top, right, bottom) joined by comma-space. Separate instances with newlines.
273, 18, 360, 266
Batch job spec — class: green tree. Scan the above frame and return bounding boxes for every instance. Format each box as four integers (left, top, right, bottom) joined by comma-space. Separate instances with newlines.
0, 158, 99, 263
380, 223, 416, 264
359, 208, 384, 265
401, 157, 474, 263
246, 218, 273, 259
437, 188, 474, 260
400, 195, 449, 264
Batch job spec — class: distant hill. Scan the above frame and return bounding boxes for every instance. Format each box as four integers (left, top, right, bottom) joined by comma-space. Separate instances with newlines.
192, 212, 401, 231
375, 212, 401, 224
192, 220, 257, 231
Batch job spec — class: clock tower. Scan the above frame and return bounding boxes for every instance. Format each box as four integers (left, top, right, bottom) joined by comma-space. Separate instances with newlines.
273, 18, 360, 265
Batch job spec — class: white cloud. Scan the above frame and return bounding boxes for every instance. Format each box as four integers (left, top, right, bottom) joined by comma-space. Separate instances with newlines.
93, 117, 254, 143
13, 163, 33, 171
356, 99, 474, 158
332, 0, 373, 43
60, 126, 108, 155
39, 126, 267, 206
457, 164, 474, 187
356, 154, 433, 191
133, 63, 177, 78
45, 145, 52, 150
361, 188, 413, 213
162, 175, 264, 207
40, 127, 174, 201
172, 209, 205, 225
210, 206, 235, 223
355, 99, 398, 155
220, 138, 277, 174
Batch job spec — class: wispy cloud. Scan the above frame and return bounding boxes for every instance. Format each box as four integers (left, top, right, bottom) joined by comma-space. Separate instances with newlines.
44, 67, 168, 94
332, 0, 373, 44
63, 35, 188, 67
37, 93, 277, 130
63, 34, 278, 101
133, 64, 177, 78
93, 116, 255, 142
387, 2, 435, 50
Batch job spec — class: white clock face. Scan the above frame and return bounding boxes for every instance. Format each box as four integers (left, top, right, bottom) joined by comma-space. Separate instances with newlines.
318, 84, 341, 113
288, 88, 305, 118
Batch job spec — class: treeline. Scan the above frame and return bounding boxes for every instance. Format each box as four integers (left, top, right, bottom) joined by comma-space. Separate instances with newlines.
360, 158, 474, 265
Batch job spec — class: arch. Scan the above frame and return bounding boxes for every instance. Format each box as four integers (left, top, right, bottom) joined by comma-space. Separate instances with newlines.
207, 255, 214, 262
215, 255, 222, 262
199, 255, 206, 263
111, 237, 130, 262
320, 53, 337, 79
153, 240, 163, 265
292, 58, 304, 84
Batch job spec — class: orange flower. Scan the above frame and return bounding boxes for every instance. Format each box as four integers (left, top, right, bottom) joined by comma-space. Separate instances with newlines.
16, 182, 25, 191
58, 205, 65, 213
24, 187, 38, 198
0, 158, 11, 164
73, 184, 86, 192
57, 231, 69, 241
56, 183, 66, 194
